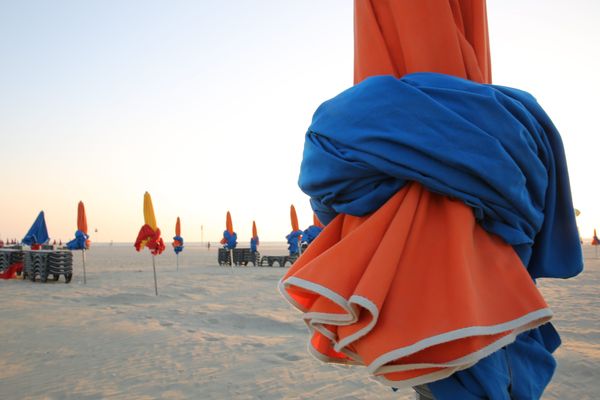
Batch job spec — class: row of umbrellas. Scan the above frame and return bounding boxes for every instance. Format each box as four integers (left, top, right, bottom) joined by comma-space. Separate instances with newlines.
134, 192, 326, 294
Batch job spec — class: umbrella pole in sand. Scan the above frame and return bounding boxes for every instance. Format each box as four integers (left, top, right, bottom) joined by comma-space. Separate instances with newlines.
230, 249, 234, 269
152, 255, 158, 296
176, 253, 179, 272
82, 249, 87, 284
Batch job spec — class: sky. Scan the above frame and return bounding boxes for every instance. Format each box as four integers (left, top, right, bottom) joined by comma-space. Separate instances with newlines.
0, 0, 599, 243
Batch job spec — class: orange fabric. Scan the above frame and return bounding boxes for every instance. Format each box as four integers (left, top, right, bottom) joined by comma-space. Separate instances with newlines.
252, 221, 258, 238
290, 205, 299, 232
77, 201, 88, 234
281, 183, 551, 386
354, 0, 491, 84
175, 217, 181, 237
313, 213, 324, 228
226, 211, 234, 235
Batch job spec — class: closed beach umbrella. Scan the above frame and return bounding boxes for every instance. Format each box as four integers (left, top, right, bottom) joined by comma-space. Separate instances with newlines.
279, 0, 582, 397
66, 201, 91, 283
220, 211, 237, 250
250, 221, 259, 253
286, 205, 303, 256
134, 192, 165, 295
172, 217, 184, 271
22, 211, 49, 249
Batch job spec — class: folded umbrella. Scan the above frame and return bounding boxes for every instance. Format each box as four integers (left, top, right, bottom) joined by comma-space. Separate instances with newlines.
220, 211, 237, 250
22, 211, 49, 248
250, 220, 259, 253
283, 72, 582, 395
286, 205, 303, 256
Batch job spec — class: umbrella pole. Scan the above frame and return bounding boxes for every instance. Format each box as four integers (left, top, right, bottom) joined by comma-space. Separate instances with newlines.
152, 255, 158, 296
176, 253, 179, 272
596, 245, 598, 259
230, 249, 234, 269
298, 238, 302, 256
82, 249, 87, 284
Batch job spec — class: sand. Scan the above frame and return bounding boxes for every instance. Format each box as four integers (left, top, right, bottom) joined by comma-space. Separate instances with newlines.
0, 243, 598, 399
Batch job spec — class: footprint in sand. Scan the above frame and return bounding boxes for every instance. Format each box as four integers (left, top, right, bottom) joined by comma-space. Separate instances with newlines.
276, 352, 301, 361
160, 321, 174, 327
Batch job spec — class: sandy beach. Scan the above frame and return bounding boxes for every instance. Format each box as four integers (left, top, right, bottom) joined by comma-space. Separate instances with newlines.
0, 243, 598, 399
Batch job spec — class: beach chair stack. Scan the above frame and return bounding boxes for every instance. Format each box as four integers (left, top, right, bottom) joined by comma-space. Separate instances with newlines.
0, 248, 25, 276
23, 250, 73, 283
217, 248, 232, 265
0, 251, 9, 273
23, 251, 48, 281
218, 248, 261, 266
47, 251, 73, 283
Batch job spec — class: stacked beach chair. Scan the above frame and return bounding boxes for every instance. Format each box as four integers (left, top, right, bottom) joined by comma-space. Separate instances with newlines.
218, 248, 261, 266
47, 251, 73, 282
0, 248, 25, 276
258, 254, 296, 267
23, 250, 73, 283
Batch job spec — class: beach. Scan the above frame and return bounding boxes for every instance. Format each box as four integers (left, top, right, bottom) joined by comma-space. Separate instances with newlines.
0, 243, 598, 399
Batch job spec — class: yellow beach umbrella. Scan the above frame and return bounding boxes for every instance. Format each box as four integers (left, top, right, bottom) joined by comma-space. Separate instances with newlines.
144, 192, 157, 231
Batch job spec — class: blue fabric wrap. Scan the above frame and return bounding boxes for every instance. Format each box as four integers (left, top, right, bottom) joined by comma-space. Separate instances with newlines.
222, 231, 237, 250
302, 225, 323, 245
286, 230, 303, 255
173, 235, 184, 254
250, 237, 259, 253
66, 230, 89, 250
300, 72, 582, 280
22, 211, 49, 245
298, 73, 583, 399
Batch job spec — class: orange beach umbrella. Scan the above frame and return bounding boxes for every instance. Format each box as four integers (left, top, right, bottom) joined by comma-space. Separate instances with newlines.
279, 0, 551, 392
354, 0, 491, 85
77, 201, 88, 235
252, 220, 258, 238
290, 205, 299, 232
226, 211, 234, 235
175, 217, 181, 237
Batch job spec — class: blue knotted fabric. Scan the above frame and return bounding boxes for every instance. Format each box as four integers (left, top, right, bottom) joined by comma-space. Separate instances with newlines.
172, 235, 184, 254
66, 230, 89, 250
300, 72, 582, 280
286, 230, 303, 255
302, 225, 323, 245
298, 72, 583, 399
222, 231, 237, 250
22, 211, 49, 246
250, 236, 259, 253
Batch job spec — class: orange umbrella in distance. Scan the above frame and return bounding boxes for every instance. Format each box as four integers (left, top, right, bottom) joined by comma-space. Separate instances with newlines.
220, 211, 237, 263
290, 205, 300, 232
251, 220, 259, 252
226, 211, 234, 235
172, 216, 184, 270
77, 201, 89, 283
77, 201, 88, 236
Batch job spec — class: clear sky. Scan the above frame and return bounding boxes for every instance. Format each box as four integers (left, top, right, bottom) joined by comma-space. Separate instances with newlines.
0, 0, 598, 243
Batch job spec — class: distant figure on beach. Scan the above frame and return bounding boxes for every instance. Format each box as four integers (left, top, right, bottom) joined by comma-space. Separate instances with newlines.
207, 241, 210, 250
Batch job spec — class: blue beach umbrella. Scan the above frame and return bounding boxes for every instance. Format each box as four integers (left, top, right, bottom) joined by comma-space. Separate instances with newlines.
22, 211, 49, 247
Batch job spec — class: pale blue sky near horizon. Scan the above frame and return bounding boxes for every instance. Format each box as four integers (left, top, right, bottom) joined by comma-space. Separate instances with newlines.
0, 0, 599, 243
